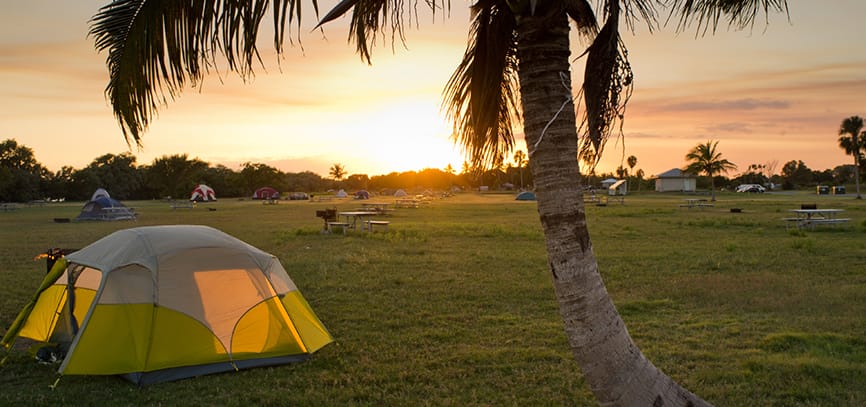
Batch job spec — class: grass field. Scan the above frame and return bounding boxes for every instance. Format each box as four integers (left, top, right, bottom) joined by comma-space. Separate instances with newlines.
1, 191, 865, 406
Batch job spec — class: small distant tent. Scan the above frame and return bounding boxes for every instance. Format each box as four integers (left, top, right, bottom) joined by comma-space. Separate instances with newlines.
354, 190, 370, 200
608, 180, 627, 196
75, 189, 135, 221
394, 189, 407, 197
252, 187, 280, 200
190, 184, 216, 202
1, 225, 332, 385
334, 189, 348, 198
515, 191, 536, 201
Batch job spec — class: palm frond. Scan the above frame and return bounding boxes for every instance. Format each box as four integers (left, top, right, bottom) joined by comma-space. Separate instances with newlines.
579, 0, 633, 171
442, 0, 520, 169
667, 0, 789, 34
318, 0, 448, 64
89, 0, 304, 145
564, 0, 599, 41
621, 0, 660, 32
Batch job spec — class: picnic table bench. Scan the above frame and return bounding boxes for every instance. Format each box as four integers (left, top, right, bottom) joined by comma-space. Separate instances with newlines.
326, 222, 350, 235
364, 220, 391, 232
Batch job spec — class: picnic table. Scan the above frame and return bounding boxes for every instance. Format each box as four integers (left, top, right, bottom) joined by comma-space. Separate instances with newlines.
328, 211, 380, 234
679, 199, 714, 209
783, 209, 849, 230
395, 198, 421, 208
102, 207, 137, 220
360, 202, 391, 214
170, 200, 194, 209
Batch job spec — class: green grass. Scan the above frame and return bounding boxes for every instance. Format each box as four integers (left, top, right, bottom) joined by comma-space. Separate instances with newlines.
1, 191, 864, 406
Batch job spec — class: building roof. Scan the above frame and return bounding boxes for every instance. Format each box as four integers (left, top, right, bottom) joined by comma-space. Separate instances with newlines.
657, 168, 696, 178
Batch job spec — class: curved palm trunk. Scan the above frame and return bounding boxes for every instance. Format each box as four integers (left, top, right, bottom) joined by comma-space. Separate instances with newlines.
514, 9, 709, 406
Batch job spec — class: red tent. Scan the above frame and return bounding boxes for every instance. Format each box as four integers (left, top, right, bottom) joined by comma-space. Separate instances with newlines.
190, 184, 216, 202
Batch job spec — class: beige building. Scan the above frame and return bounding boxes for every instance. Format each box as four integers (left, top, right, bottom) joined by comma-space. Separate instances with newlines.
655, 168, 697, 192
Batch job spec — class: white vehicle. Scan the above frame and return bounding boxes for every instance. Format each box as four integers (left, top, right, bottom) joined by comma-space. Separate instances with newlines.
736, 184, 766, 193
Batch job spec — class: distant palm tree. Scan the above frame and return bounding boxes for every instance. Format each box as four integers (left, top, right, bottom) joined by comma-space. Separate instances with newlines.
329, 163, 346, 182
513, 150, 526, 189
838, 116, 864, 199
626, 155, 637, 192
89, 0, 787, 403
685, 140, 737, 201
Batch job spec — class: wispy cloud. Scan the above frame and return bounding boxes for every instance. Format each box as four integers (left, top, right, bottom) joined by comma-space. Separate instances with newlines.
662, 98, 790, 112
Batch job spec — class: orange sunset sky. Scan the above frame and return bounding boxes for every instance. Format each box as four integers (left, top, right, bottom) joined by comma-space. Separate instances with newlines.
1, 1, 864, 179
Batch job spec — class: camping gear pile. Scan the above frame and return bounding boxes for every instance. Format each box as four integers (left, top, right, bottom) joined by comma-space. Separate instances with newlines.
2, 225, 331, 384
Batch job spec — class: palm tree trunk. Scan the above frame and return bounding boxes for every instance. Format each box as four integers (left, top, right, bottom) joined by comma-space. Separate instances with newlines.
854, 155, 863, 199
515, 8, 708, 406
710, 176, 716, 201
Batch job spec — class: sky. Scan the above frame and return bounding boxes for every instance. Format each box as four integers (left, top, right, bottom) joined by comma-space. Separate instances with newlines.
1, 1, 864, 179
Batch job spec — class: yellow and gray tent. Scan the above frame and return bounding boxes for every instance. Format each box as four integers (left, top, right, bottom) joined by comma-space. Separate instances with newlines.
2, 225, 332, 385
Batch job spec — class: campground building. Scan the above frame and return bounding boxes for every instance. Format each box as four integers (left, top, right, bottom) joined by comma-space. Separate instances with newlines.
655, 168, 697, 192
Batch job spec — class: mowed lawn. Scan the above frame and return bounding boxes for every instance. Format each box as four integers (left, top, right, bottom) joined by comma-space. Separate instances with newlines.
1, 191, 864, 406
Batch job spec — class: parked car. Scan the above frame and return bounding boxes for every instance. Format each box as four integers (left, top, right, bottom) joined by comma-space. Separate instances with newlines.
736, 184, 765, 193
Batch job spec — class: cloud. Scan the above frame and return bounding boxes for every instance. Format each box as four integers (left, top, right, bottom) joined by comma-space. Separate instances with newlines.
701, 122, 752, 133
663, 98, 790, 112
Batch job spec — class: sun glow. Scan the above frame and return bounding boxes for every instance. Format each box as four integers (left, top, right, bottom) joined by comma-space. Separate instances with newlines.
330, 98, 466, 175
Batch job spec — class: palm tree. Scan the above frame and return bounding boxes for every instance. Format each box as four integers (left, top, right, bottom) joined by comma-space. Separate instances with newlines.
626, 155, 637, 192
838, 116, 864, 199
89, 1, 788, 404
329, 163, 346, 182
513, 150, 526, 189
685, 140, 737, 201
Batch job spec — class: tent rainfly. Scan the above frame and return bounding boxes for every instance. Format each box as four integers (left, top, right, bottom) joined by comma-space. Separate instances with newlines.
190, 184, 216, 202
1, 225, 332, 385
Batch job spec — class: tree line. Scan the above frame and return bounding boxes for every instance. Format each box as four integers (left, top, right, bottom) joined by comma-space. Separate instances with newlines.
0, 139, 538, 202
